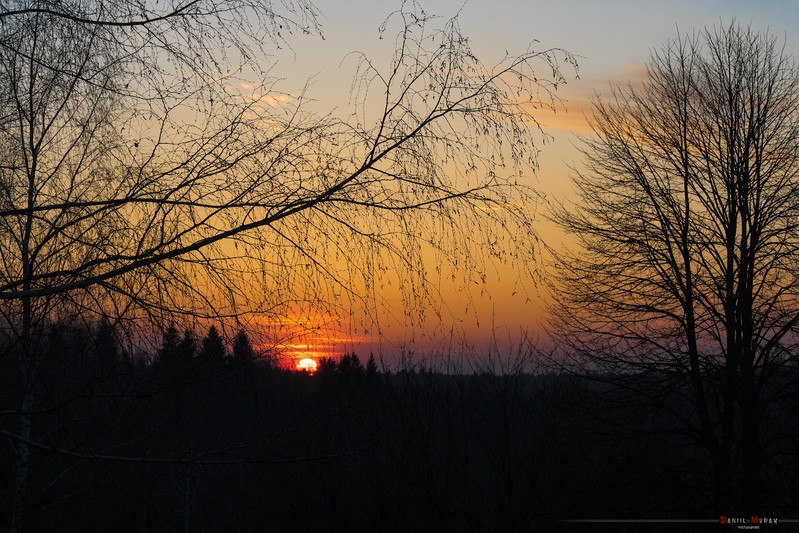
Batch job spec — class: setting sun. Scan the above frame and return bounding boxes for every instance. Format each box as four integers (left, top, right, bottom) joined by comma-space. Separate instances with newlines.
296, 358, 318, 374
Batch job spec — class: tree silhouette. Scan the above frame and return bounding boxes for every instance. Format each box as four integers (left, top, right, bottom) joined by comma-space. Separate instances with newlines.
0, 0, 317, 27
178, 329, 196, 365
198, 325, 226, 365
366, 353, 379, 376
156, 324, 197, 379
551, 22, 799, 513
231, 330, 255, 365
158, 324, 181, 361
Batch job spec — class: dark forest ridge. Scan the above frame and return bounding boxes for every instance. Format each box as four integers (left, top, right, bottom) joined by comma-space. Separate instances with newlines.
10, 319, 794, 529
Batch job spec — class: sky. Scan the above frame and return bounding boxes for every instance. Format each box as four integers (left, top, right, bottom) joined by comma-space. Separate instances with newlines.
263, 0, 799, 365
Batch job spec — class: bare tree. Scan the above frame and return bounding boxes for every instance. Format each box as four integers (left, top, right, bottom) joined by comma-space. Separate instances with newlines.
0, 2, 322, 528
551, 22, 799, 513
0, 0, 575, 528
0, 0, 308, 26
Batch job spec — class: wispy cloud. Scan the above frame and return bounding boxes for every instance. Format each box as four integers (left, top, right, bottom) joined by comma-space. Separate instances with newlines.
525, 96, 594, 134
231, 82, 297, 107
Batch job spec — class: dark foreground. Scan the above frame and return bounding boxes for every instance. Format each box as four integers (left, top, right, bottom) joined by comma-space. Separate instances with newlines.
2, 326, 798, 531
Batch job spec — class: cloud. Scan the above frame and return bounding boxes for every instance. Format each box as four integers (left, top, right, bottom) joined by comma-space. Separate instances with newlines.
526, 63, 651, 135
525, 96, 594, 134
232, 82, 297, 107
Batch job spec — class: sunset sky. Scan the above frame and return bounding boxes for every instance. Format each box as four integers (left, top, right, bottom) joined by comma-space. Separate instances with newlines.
264, 0, 799, 363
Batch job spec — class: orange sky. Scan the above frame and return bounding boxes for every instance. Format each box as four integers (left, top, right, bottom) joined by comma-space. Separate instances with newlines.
240, 1, 799, 366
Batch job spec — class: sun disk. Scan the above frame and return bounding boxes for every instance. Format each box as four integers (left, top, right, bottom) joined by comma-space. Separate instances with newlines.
296, 358, 318, 373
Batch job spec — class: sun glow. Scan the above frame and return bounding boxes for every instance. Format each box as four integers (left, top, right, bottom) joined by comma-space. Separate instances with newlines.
296, 358, 318, 374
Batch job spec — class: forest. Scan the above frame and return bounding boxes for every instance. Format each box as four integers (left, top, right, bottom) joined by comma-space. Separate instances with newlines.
6, 320, 798, 531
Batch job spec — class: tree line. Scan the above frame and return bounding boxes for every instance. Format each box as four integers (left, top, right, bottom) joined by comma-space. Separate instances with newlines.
11, 318, 794, 531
